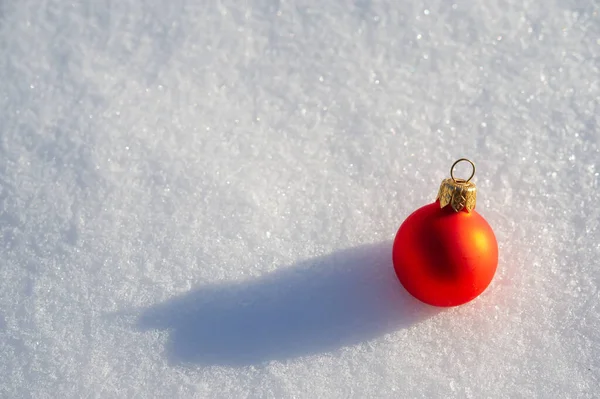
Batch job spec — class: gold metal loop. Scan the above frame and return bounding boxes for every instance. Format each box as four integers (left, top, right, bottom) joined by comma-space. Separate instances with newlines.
450, 158, 476, 183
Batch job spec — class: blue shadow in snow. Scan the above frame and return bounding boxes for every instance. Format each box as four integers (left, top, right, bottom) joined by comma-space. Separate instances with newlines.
137, 242, 440, 366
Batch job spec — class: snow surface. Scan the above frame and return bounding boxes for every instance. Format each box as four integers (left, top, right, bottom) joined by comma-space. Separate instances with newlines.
1, 0, 599, 397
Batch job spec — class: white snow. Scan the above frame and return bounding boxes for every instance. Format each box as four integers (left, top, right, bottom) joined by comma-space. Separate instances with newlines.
1, 0, 599, 397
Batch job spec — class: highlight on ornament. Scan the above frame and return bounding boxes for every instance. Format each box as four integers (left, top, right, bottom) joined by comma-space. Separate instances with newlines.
392, 159, 498, 307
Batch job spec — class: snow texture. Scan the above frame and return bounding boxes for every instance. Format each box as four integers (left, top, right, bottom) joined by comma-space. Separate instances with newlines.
1, 0, 599, 398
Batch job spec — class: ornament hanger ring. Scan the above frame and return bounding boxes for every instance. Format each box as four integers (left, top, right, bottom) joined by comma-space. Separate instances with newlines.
450, 158, 476, 183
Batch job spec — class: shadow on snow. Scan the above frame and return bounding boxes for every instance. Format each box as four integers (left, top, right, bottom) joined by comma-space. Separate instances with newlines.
137, 241, 440, 366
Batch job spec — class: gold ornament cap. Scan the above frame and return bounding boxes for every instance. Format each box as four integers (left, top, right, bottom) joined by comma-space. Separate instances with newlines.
436, 158, 477, 212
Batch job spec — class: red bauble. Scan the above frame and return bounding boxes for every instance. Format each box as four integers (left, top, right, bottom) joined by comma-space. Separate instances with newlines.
393, 159, 498, 307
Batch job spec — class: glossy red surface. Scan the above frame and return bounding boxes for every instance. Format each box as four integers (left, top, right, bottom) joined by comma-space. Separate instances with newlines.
392, 201, 498, 307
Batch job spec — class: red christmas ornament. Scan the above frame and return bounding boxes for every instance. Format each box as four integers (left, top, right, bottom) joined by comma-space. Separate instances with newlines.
392, 159, 498, 307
